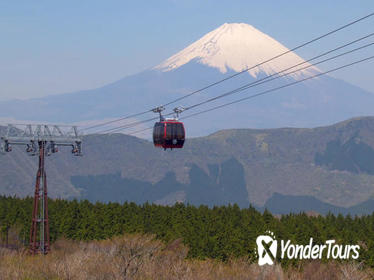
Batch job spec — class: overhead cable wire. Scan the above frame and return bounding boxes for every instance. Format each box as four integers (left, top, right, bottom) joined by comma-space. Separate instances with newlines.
184, 40, 374, 111
94, 36, 374, 134
81, 12, 374, 132
81, 110, 152, 131
180, 55, 374, 121
160, 12, 374, 107
95, 116, 160, 134
127, 127, 153, 136
127, 55, 374, 136
95, 112, 173, 134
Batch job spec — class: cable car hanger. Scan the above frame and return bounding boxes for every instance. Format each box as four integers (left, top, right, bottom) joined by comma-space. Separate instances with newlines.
152, 106, 185, 121
152, 106, 166, 121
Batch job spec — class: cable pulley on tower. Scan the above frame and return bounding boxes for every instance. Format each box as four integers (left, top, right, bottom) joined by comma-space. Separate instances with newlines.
1, 124, 83, 156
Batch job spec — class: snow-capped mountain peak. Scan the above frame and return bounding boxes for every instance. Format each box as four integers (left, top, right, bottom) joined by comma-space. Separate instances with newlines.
155, 23, 319, 79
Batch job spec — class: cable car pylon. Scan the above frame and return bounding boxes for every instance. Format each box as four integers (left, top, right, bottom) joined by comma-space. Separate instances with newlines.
0, 124, 82, 255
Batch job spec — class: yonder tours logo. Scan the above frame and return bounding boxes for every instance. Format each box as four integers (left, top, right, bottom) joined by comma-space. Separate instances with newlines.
255, 231, 360, 266
256, 231, 278, 266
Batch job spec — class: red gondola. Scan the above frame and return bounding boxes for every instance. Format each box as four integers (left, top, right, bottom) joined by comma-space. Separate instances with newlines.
152, 106, 185, 150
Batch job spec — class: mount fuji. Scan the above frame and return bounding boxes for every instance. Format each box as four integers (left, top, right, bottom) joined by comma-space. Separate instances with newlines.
0, 23, 373, 136
155, 23, 318, 78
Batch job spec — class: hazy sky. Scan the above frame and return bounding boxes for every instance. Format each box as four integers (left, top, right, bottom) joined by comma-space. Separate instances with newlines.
0, 1, 373, 101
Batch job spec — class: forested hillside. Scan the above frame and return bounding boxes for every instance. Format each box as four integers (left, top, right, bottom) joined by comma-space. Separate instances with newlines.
1, 196, 374, 267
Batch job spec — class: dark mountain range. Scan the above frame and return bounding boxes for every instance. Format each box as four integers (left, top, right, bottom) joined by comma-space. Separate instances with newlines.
72, 157, 248, 207
1, 117, 374, 214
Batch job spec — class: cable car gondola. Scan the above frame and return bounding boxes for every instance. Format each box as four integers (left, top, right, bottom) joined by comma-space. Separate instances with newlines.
152, 106, 185, 150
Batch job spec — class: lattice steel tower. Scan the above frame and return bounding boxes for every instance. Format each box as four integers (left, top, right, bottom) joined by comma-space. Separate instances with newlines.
1, 124, 82, 254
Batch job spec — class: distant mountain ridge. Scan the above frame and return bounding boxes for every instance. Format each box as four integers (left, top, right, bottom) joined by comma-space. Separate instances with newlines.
0, 23, 373, 137
2, 117, 374, 215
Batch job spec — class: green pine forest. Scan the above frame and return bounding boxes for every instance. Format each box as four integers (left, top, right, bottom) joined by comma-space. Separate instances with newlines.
1, 196, 374, 267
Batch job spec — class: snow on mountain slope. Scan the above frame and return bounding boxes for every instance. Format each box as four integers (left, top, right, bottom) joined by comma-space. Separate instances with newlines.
155, 23, 320, 79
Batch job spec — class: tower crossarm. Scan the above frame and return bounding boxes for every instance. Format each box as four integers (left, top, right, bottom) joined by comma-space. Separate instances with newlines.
0, 124, 82, 156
